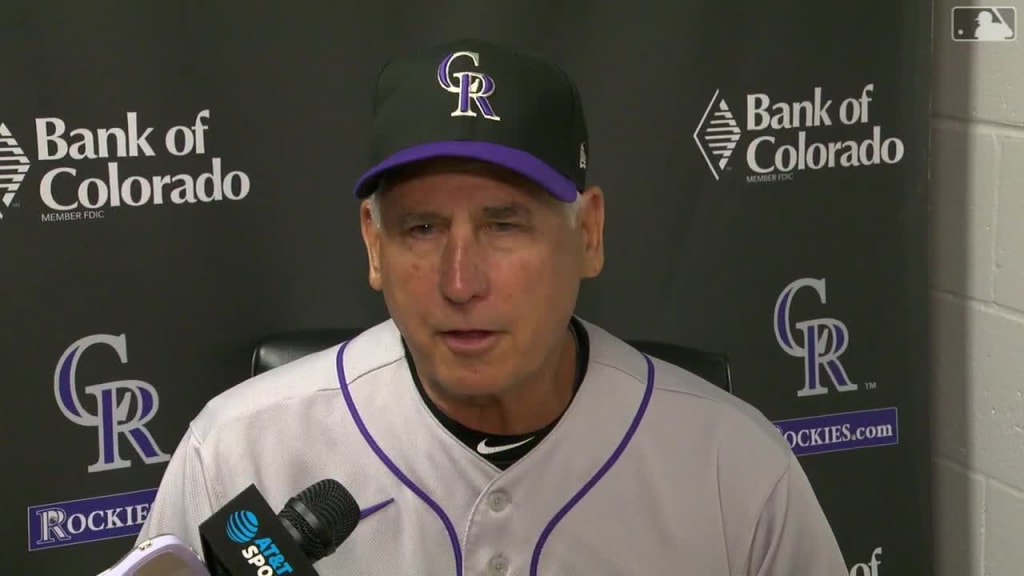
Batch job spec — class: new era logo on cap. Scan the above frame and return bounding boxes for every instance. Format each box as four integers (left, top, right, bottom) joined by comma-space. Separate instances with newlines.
354, 38, 588, 203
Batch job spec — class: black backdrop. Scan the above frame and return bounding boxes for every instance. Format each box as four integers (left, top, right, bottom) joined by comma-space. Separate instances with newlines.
1, 2, 932, 574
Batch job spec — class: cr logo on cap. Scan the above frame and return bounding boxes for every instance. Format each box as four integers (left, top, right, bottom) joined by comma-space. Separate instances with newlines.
437, 51, 502, 122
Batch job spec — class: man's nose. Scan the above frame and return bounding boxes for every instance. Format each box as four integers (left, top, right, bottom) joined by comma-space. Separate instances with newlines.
439, 227, 489, 305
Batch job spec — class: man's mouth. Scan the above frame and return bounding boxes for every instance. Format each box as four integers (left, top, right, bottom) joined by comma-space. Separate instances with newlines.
442, 330, 495, 338
440, 330, 499, 353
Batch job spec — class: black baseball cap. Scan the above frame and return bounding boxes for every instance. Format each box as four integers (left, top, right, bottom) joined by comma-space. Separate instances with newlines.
353, 38, 589, 202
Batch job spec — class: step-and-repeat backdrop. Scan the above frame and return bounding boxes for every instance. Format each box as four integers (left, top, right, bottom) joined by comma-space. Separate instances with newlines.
1, 2, 931, 573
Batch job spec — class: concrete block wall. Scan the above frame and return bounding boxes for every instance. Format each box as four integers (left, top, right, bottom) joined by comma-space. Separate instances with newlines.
930, 2, 1024, 574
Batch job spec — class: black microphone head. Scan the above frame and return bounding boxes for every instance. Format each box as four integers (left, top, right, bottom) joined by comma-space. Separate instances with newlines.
279, 479, 361, 562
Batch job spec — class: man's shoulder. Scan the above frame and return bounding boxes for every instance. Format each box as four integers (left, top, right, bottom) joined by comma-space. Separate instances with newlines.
580, 318, 790, 456
190, 319, 405, 440
646, 354, 792, 466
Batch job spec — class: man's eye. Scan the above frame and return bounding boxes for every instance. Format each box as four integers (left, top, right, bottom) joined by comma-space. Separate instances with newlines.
489, 222, 520, 232
407, 224, 436, 237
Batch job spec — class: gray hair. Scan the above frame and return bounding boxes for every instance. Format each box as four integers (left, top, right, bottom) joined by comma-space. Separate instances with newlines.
367, 188, 583, 229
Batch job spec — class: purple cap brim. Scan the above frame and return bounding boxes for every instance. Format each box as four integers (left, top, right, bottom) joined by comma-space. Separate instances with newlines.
353, 141, 579, 202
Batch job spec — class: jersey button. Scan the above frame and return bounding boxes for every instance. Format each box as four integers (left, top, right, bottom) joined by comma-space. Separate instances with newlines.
488, 554, 509, 576
488, 491, 509, 512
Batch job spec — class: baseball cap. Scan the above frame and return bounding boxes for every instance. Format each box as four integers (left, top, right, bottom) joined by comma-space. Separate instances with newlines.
353, 37, 589, 203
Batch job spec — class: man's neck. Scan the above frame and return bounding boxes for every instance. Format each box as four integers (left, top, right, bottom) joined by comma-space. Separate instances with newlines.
418, 325, 579, 436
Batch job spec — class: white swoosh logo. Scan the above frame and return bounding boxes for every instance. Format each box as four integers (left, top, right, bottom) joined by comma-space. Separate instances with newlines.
476, 437, 535, 455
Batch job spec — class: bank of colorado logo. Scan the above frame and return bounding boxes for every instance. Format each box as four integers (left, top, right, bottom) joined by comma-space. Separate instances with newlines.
0, 123, 30, 220
694, 84, 905, 183
849, 547, 883, 576
0, 109, 251, 223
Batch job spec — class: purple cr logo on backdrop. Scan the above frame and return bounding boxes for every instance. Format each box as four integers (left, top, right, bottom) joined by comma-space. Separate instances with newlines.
54, 333, 170, 473
437, 51, 502, 121
773, 277, 863, 397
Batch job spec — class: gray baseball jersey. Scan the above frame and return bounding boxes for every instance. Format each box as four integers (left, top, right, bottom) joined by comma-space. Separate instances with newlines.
136, 318, 849, 575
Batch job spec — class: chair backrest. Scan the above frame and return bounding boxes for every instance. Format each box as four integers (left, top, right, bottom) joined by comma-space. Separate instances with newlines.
251, 329, 732, 393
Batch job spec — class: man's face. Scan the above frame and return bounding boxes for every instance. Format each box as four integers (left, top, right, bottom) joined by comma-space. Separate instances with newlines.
360, 159, 604, 399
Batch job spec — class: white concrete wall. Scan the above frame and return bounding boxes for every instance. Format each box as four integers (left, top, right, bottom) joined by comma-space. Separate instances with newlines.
930, 3, 1024, 574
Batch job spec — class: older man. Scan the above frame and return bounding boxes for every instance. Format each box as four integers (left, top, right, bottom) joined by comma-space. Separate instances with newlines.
136, 37, 849, 575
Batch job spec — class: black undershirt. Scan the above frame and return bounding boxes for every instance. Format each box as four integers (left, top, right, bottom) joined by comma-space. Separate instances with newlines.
405, 317, 590, 470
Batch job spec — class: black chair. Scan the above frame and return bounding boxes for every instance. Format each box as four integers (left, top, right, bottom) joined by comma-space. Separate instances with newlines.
251, 328, 732, 393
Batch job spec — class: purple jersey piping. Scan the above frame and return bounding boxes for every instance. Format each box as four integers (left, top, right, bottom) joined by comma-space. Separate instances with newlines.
529, 353, 656, 575
335, 340, 464, 576
359, 498, 395, 520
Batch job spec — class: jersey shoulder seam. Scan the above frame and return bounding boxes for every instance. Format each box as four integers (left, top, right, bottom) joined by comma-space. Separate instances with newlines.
342, 354, 407, 389
190, 346, 346, 441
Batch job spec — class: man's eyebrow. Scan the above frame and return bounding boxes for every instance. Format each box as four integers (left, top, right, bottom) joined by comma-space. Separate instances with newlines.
481, 203, 532, 219
396, 210, 448, 227
391, 204, 534, 227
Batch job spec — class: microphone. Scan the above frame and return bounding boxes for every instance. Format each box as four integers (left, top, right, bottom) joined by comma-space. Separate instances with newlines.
97, 479, 360, 575
199, 479, 360, 575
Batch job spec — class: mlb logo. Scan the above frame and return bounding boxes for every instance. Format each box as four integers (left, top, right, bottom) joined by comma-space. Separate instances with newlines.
952, 6, 1017, 41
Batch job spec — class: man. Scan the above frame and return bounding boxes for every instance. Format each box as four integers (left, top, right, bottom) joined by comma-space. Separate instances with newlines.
137, 37, 849, 574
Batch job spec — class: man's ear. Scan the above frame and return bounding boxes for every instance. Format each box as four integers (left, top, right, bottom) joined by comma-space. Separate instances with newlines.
578, 185, 605, 278
360, 199, 383, 291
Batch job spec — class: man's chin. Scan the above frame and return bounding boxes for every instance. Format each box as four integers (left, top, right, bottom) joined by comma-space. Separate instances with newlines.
428, 370, 513, 402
